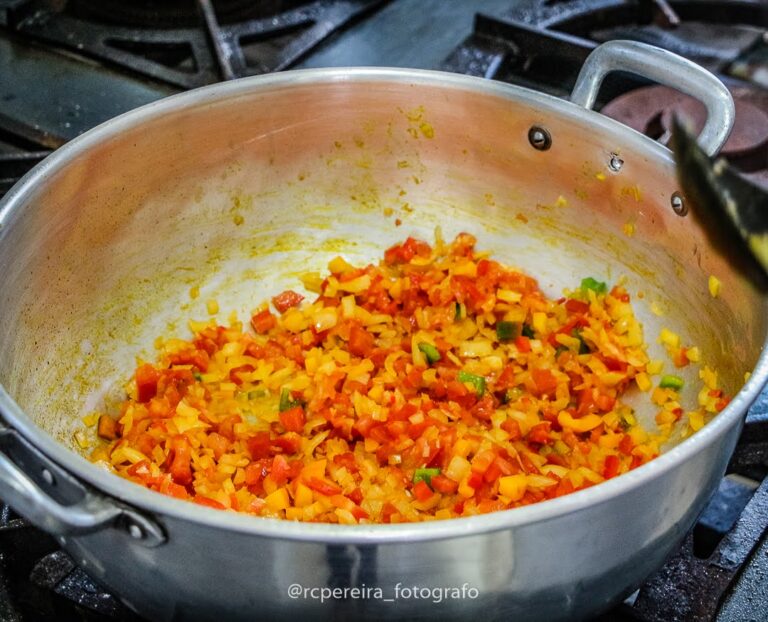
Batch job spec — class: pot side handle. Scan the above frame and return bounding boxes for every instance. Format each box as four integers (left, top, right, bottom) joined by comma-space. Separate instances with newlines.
570, 40, 735, 157
0, 426, 165, 547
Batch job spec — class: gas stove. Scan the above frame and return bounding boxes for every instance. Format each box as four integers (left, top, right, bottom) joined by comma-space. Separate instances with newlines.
0, 2, 767, 621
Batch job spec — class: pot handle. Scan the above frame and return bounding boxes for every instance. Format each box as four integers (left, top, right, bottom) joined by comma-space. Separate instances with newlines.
570, 40, 735, 156
0, 425, 165, 547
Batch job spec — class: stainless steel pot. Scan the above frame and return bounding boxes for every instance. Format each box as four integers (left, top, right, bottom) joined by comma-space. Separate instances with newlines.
0, 41, 765, 622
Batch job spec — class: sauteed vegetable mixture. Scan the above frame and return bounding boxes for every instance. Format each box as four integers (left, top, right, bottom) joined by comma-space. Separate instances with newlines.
89, 233, 728, 523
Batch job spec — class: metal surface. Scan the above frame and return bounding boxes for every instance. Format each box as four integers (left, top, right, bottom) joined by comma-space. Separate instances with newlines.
0, 49, 766, 620
0, 426, 165, 546
570, 40, 735, 155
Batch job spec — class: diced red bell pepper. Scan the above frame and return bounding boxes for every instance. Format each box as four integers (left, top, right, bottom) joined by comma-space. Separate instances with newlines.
272, 290, 305, 313
193, 495, 226, 510
169, 436, 192, 486
136, 364, 160, 403
251, 309, 277, 334
348, 324, 375, 357
272, 433, 302, 454
306, 476, 343, 496
413, 479, 434, 502
528, 421, 551, 444
431, 474, 458, 494
603, 454, 620, 479
279, 406, 306, 433
246, 432, 272, 459
532, 368, 558, 396
514, 336, 532, 353
270, 454, 292, 485
564, 299, 589, 314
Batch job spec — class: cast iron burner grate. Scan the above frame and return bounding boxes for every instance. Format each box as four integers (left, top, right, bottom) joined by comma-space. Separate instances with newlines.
0, 402, 766, 621
441, 1, 768, 186
0, 0, 389, 88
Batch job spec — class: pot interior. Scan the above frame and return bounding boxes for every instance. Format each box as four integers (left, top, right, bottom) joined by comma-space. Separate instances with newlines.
0, 70, 763, 457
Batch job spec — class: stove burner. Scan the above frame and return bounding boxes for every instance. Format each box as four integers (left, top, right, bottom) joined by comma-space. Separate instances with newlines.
2, 0, 390, 88
601, 85, 768, 179
68, 0, 309, 27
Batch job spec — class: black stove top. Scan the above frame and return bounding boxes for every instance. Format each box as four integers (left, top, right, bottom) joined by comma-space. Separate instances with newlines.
0, 2, 767, 621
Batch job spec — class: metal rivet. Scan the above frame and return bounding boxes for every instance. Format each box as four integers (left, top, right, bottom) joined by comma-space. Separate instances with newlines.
528, 126, 552, 151
41, 468, 55, 486
671, 192, 687, 216
128, 523, 144, 540
608, 153, 624, 172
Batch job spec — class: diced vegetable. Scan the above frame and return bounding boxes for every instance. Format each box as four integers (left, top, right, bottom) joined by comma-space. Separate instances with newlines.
581, 277, 608, 295
417, 342, 441, 364
496, 321, 520, 342
279, 388, 303, 412
457, 370, 486, 397
413, 467, 441, 487
97, 415, 118, 440
89, 232, 716, 526
660, 375, 684, 390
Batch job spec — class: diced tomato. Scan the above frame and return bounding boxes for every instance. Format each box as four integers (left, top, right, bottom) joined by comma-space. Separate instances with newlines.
413, 479, 434, 502
251, 308, 276, 333
272, 290, 305, 313
136, 364, 159, 403
348, 323, 375, 357
514, 335, 532, 353
603, 454, 620, 479
169, 436, 192, 486
430, 474, 457, 494
306, 476, 343, 496
279, 406, 306, 433
193, 495, 226, 510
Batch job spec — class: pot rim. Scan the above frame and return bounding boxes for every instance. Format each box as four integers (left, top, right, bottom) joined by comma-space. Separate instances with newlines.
1, 66, 766, 544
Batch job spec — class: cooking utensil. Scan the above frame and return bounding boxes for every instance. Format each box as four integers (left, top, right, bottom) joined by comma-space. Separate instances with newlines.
0, 41, 764, 622
671, 117, 768, 289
